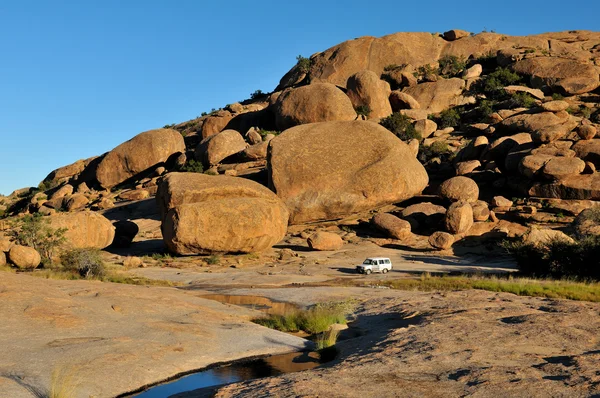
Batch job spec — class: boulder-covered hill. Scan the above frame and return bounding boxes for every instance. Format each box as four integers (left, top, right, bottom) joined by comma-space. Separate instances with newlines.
1, 29, 599, 256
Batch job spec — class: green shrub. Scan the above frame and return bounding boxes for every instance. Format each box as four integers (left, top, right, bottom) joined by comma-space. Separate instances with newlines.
253, 300, 356, 334
258, 129, 280, 137
60, 248, 105, 279
180, 159, 204, 173
296, 55, 312, 74
163, 123, 175, 129
503, 236, 600, 280
436, 108, 461, 128
354, 105, 371, 118
438, 55, 466, 77
206, 255, 220, 265
7, 214, 67, 265
418, 141, 452, 164
551, 93, 564, 100
383, 64, 404, 71
472, 67, 522, 99
250, 90, 267, 100
509, 92, 537, 108
380, 112, 421, 141
38, 180, 59, 193
414, 64, 438, 81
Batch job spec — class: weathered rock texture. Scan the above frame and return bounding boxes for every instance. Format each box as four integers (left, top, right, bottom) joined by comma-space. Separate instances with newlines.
268, 121, 428, 224
96, 129, 185, 189
158, 173, 288, 254
48, 212, 115, 249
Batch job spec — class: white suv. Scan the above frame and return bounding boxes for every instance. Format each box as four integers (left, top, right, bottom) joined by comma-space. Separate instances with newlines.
356, 257, 392, 275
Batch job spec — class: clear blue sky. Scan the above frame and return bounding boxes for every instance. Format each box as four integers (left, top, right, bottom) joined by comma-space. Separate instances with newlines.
1, 0, 598, 195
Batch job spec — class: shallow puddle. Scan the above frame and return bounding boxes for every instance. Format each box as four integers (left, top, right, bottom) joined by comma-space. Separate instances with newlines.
130, 351, 320, 398
200, 294, 300, 316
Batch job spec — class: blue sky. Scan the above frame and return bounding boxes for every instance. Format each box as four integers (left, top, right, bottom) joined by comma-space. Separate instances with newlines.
1, 0, 599, 195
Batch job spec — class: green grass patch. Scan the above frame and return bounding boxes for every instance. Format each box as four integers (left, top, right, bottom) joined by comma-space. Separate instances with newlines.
376, 274, 600, 302
253, 300, 357, 334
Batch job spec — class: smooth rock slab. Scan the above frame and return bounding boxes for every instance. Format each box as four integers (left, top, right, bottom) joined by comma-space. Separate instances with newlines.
0, 273, 308, 398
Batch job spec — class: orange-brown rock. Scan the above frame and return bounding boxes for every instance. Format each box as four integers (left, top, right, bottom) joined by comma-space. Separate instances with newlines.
8, 245, 41, 270
201, 110, 234, 138
346, 70, 392, 119
48, 212, 115, 249
163, 198, 288, 255
429, 231, 454, 249
439, 176, 479, 203
445, 201, 473, 234
371, 213, 411, 239
402, 78, 465, 113
307, 231, 344, 251
156, 172, 281, 221
268, 121, 428, 224
273, 83, 357, 131
512, 57, 600, 95
64, 193, 89, 211
572, 139, 600, 168
389, 91, 421, 111
529, 174, 600, 200
195, 129, 247, 167
118, 189, 150, 201
96, 129, 185, 189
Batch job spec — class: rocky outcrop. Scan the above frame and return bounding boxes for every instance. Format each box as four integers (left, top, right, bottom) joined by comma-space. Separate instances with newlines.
512, 57, 600, 95
158, 173, 288, 254
96, 129, 185, 189
445, 201, 473, 234
268, 121, 428, 224
272, 83, 357, 131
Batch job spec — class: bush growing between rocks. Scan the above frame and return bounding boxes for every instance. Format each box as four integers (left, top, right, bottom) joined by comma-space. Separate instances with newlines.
472, 67, 521, 99
296, 55, 312, 74
435, 108, 461, 128
438, 55, 466, 78
509, 92, 537, 108
418, 141, 452, 164
354, 105, 371, 118
6, 214, 66, 265
60, 248, 105, 279
379, 112, 421, 141
503, 236, 600, 280
180, 159, 204, 173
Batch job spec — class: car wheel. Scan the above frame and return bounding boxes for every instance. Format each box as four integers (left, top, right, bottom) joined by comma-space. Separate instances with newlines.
365, 269, 372, 275
382, 268, 388, 274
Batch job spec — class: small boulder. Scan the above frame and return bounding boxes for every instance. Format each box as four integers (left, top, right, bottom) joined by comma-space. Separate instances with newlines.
242, 141, 269, 160
541, 157, 586, 180
445, 201, 473, 234
307, 232, 344, 251
50, 184, 74, 200
472, 201, 490, 222
439, 176, 479, 203
389, 91, 420, 111
346, 70, 393, 119
0, 238, 14, 252
371, 213, 411, 240
195, 129, 247, 167
246, 128, 263, 145
574, 208, 600, 237
118, 189, 150, 201
65, 194, 89, 211
492, 196, 513, 211
8, 245, 41, 270
429, 231, 454, 250
402, 78, 465, 113
123, 256, 143, 268
414, 119, 437, 139
524, 228, 575, 246
462, 64, 482, 79
48, 212, 115, 249
541, 100, 569, 112
443, 29, 470, 41
578, 125, 597, 140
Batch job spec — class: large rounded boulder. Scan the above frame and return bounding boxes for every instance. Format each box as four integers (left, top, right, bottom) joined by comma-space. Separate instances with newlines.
96, 128, 185, 189
268, 120, 428, 224
273, 83, 357, 131
195, 129, 247, 167
48, 212, 115, 249
439, 176, 479, 203
158, 173, 289, 254
346, 70, 392, 119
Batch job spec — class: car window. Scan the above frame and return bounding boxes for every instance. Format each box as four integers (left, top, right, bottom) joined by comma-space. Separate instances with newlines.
363, 260, 371, 265
385, 259, 390, 264
379, 260, 384, 265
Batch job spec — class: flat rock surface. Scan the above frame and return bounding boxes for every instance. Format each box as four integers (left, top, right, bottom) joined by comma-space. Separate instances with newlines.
214, 289, 600, 397
0, 273, 309, 398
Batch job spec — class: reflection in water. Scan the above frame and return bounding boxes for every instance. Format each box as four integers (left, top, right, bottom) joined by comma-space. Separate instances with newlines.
132, 351, 320, 398
200, 294, 300, 316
